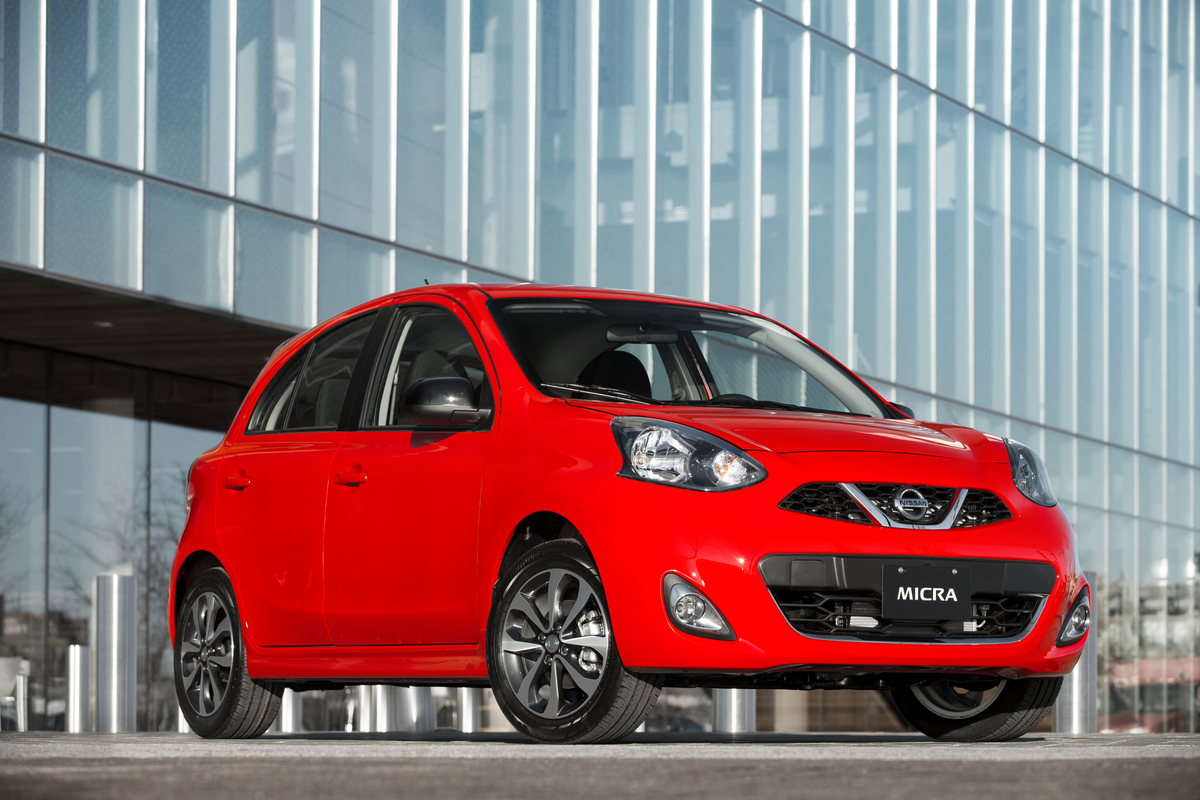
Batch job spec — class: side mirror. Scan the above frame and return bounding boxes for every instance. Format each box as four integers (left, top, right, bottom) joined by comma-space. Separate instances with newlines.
404, 377, 490, 426
891, 402, 916, 419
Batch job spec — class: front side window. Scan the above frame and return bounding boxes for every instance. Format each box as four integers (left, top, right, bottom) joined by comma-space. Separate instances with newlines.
364, 306, 493, 428
490, 298, 887, 418
246, 311, 376, 433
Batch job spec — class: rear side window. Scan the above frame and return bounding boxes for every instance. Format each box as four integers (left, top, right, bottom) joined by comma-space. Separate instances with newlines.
247, 312, 377, 433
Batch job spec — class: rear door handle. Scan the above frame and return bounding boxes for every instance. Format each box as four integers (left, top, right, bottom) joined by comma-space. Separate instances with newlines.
224, 476, 251, 490
335, 472, 368, 487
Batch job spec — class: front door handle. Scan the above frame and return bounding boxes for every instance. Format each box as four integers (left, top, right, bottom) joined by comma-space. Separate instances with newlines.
335, 471, 368, 487
224, 475, 251, 490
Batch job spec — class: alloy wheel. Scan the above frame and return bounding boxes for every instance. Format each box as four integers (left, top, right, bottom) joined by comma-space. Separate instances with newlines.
178, 591, 235, 717
911, 679, 1008, 719
499, 568, 610, 719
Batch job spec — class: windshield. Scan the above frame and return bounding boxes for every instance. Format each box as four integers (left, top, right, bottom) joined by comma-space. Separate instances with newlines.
489, 297, 889, 418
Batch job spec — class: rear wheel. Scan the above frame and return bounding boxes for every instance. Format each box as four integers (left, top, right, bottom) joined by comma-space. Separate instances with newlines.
486, 540, 663, 743
890, 676, 1062, 742
175, 568, 282, 738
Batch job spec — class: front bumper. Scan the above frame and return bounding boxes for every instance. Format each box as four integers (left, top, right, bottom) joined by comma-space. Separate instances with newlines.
573, 450, 1087, 680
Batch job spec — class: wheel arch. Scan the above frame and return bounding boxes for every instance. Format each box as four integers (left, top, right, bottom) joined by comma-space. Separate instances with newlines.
494, 512, 593, 591
173, 550, 226, 626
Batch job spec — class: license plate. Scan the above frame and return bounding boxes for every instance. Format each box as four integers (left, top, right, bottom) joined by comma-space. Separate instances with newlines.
881, 564, 971, 621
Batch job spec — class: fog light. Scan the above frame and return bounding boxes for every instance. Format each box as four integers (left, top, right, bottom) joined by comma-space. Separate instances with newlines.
662, 574, 736, 641
1056, 585, 1090, 646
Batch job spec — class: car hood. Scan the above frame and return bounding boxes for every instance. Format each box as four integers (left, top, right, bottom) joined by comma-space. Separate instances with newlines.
570, 401, 1008, 463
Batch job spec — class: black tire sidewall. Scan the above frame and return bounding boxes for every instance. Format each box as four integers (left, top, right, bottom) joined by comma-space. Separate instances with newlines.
174, 568, 250, 738
891, 677, 1059, 741
486, 541, 626, 743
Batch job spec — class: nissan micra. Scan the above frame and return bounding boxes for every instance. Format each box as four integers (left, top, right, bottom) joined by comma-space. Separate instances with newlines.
171, 283, 1090, 743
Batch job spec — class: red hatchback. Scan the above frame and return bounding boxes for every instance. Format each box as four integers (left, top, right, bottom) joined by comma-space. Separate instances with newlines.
170, 284, 1090, 743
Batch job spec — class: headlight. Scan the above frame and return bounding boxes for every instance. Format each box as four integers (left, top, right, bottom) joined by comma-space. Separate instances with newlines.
1004, 438, 1057, 507
612, 417, 766, 492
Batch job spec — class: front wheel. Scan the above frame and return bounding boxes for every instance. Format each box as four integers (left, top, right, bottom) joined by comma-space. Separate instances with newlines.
890, 676, 1063, 742
175, 568, 282, 738
486, 540, 663, 743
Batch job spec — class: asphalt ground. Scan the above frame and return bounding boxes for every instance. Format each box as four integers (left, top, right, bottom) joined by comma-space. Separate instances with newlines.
2, 731, 1198, 800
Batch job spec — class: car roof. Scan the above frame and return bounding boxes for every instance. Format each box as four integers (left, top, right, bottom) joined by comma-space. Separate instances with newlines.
378, 282, 753, 316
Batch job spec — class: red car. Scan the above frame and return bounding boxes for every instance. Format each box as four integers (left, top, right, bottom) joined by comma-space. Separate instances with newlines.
170, 284, 1091, 743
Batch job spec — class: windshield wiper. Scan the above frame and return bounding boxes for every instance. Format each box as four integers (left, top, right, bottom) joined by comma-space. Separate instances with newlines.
702, 396, 870, 417
540, 382, 655, 404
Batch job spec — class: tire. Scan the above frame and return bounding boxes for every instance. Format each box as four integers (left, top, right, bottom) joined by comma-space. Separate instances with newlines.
486, 540, 663, 743
175, 568, 282, 738
890, 676, 1063, 742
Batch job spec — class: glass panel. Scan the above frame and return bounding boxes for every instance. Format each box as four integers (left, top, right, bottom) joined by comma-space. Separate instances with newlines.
320, 0, 394, 238
1044, 430, 1075, 505
1166, 464, 1192, 527
1078, 0, 1104, 167
1138, 521, 1167, 731
853, 59, 891, 378
655, 0, 689, 297
143, 184, 233, 311
0, 0, 44, 139
45, 0, 140, 167
317, 231, 393, 322
1010, 137, 1039, 418
45, 156, 140, 289
806, 0, 841, 44
1075, 505, 1106, 601
1011, 0, 1040, 139
1139, 0, 1164, 198
897, 0, 932, 85
709, 0, 741, 306
974, 0, 1004, 119
0, 344, 47, 728
1078, 169, 1104, 439
535, 0, 577, 285
0, 138, 42, 267
1164, 526, 1195, 733
935, 101, 968, 402
759, 14, 798, 328
1166, 0, 1189, 206
1140, 454, 1165, 523
396, 0, 447, 254
1109, 447, 1136, 515
286, 312, 376, 430
1045, 154, 1073, 430
1110, 0, 1135, 183
48, 354, 149, 731
855, 0, 890, 65
809, 37, 849, 360
398, 248, 465, 290
1044, 0, 1072, 151
1100, 513, 1137, 731
935, 0, 965, 104
236, 0, 319, 216
233, 208, 315, 328
974, 117, 1004, 413
1108, 183, 1136, 447
1166, 211, 1190, 462
895, 77, 933, 393
1138, 200, 1164, 456
146, 0, 234, 192
1078, 438, 1105, 509
247, 347, 307, 433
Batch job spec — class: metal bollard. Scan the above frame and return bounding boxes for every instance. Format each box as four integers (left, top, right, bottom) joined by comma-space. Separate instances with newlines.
712, 688, 755, 733
355, 685, 374, 731
15, 674, 29, 732
458, 687, 482, 733
94, 574, 137, 732
1053, 571, 1098, 734
66, 645, 89, 733
177, 702, 191, 733
277, 688, 304, 733
395, 686, 437, 732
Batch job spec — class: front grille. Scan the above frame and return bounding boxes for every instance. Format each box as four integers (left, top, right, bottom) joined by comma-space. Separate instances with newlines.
952, 489, 1013, 527
778, 483, 872, 524
778, 483, 1012, 529
854, 483, 958, 525
769, 588, 1042, 641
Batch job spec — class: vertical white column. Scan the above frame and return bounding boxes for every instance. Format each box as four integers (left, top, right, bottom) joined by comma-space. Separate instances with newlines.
832, 5, 854, 363
920, 0, 937, 89
1188, 0, 1196, 214
1068, 160, 1080, 433
295, 0, 321, 220
1001, 128, 1013, 415
210, 0, 235, 194
1035, 146, 1047, 423
1068, 0, 1080, 159
958, 0, 976, 106
373, 0, 398, 241
513, 0, 537, 279
1131, 0, 1140, 187
738, 5, 762, 312
1158, 0, 1168, 197
16, 0, 46, 142
117, 0, 143, 168
1034, 0, 1047, 142
633, 0, 657, 292
999, 0, 1013, 125
687, 0, 711, 301
918, 100, 937, 392
1101, 0, 1111, 174
445, 0, 470, 260
958, 114, 975, 404
878, 0, 898, 382
575, 0, 600, 286
786, 12, 809, 335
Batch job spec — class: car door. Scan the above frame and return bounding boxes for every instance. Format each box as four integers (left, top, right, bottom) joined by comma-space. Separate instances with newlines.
216, 310, 382, 646
322, 300, 498, 645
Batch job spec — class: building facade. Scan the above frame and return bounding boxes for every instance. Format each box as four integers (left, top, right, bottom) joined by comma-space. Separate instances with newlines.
0, 0, 1196, 732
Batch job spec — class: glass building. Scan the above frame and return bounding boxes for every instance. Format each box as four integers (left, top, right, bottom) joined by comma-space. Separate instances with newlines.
0, 0, 1196, 733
